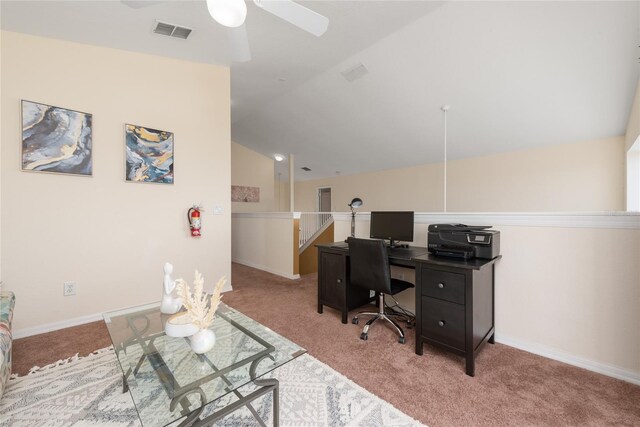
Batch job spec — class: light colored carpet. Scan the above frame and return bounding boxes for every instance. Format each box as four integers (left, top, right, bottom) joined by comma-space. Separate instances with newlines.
0, 347, 424, 427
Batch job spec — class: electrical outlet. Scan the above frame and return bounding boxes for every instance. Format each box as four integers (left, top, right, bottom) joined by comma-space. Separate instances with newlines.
213, 205, 223, 215
63, 281, 77, 296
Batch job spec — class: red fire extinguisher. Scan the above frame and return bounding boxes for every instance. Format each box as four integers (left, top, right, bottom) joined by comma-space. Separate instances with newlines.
188, 205, 202, 237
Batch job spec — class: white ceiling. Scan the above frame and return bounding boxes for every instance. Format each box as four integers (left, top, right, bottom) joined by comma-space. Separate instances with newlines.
2, 1, 639, 181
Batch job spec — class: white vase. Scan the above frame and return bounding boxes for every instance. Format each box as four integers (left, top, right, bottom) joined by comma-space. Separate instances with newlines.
189, 328, 216, 354
165, 312, 199, 338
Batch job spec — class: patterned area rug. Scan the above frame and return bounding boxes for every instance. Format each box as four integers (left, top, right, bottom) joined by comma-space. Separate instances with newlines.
0, 347, 424, 426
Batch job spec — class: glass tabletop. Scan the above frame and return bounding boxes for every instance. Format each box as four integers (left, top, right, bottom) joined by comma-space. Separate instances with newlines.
103, 302, 306, 427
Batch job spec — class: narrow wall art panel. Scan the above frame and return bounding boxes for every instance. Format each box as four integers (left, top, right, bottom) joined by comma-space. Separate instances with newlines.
231, 185, 260, 202
21, 100, 93, 176
125, 124, 174, 184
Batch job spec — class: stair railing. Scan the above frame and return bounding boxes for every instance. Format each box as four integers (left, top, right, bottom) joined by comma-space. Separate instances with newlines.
299, 212, 333, 251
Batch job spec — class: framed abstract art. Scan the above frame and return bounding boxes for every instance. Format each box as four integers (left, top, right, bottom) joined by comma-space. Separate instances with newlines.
125, 124, 174, 184
21, 100, 93, 176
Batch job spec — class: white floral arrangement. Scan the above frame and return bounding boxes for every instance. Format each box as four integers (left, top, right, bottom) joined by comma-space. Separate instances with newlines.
175, 271, 226, 330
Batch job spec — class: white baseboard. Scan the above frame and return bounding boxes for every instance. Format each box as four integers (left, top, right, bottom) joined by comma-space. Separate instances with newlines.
13, 312, 104, 339
495, 333, 640, 386
232, 259, 300, 280
14, 284, 234, 339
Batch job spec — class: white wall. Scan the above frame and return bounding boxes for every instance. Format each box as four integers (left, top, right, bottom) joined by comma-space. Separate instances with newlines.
231, 141, 275, 212
626, 79, 640, 152
1, 32, 231, 334
332, 212, 640, 383
295, 137, 625, 213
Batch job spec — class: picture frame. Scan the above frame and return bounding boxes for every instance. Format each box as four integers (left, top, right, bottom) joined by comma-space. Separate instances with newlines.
21, 100, 93, 176
232, 185, 260, 202
125, 123, 174, 184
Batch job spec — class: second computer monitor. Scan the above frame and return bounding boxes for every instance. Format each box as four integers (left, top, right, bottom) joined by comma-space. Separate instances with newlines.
369, 211, 414, 247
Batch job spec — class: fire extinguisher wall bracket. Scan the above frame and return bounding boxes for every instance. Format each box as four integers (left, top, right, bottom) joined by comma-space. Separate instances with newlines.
188, 206, 202, 237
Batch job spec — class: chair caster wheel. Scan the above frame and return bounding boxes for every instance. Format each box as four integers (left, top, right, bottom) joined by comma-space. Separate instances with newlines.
360, 333, 368, 341
399, 336, 406, 344
352, 318, 359, 325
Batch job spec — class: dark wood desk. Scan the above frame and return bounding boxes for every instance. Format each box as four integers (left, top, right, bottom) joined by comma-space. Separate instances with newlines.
413, 254, 500, 376
316, 242, 500, 376
316, 243, 429, 323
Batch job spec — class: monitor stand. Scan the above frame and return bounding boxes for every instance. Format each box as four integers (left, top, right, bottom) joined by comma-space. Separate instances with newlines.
387, 239, 409, 249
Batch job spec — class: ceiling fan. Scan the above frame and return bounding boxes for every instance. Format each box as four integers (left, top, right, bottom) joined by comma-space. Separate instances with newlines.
122, 0, 329, 62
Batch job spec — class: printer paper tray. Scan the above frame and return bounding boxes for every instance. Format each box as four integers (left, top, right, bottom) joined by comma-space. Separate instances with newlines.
429, 245, 475, 260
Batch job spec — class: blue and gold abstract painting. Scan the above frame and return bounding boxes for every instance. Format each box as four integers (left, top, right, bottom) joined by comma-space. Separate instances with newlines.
125, 124, 174, 184
21, 100, 93, 176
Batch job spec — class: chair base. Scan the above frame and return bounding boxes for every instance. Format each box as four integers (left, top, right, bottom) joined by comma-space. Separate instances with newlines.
352, 292, 408, 344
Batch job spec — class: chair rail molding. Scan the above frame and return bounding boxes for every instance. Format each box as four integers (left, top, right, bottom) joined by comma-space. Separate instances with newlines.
331, 212, 640, 230
232, 212, 300, 220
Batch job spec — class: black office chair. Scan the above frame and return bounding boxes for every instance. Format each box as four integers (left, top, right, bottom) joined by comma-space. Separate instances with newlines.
347, 237, 415, 344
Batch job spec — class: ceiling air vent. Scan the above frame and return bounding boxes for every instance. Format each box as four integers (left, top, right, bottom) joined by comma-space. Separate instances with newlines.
301, 167, 312, 171
341, 63, 369, 82
153, 21, 193, 40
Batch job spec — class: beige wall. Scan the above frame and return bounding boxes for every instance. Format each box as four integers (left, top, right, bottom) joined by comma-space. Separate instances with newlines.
626, 79, 640, 152
231, 141, 275, 212
0, 31, 3, 284
231, 213, 298, 279
1, 32, 231, 333
332, 213, 640, 380
296, 163, 444, 213
275, 177, 290, 212
295, 137, 625, 213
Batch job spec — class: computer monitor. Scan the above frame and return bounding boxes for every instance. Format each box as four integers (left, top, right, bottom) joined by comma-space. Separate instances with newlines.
369, 211, 414, 248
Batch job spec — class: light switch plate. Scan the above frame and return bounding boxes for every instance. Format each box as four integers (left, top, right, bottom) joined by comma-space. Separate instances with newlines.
214, 205, 223, 215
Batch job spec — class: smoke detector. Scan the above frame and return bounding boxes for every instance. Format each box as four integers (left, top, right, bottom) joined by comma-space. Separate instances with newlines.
153, 20, 193, 40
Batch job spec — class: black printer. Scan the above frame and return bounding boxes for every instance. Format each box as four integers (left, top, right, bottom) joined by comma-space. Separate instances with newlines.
427, 224, 500, 260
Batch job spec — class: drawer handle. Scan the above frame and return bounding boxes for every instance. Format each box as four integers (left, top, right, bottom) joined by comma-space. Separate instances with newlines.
438, 320, 446, 327
337, 279, 342, 284
438, 283, 445, 289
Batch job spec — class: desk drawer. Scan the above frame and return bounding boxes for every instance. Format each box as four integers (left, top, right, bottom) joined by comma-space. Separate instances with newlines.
421, 269, 465, 304
421, 296, 465, 351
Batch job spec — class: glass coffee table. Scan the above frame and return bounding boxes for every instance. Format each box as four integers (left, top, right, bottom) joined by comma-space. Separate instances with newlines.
103, 302, 305, 427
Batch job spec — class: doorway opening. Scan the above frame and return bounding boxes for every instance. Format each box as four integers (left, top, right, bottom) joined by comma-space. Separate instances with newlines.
318, 187, 332, 212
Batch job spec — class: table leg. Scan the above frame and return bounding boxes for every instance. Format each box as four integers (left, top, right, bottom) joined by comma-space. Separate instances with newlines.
272, 378, 280, 427
178, 378, 279, 427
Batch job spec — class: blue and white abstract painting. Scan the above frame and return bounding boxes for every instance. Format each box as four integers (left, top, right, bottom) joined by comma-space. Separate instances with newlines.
21, 100, 93, 176
125, 124, 174, 184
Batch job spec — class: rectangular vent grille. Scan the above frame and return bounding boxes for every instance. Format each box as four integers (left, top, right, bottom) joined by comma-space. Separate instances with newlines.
301, 167, 312, 171
153, 21, 193, 40
341, 63, 369, 82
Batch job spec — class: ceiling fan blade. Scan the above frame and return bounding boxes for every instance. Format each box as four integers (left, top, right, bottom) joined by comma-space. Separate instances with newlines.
121, 1, 163, 9
229, 25, 252, 62
252, 0, 329, 37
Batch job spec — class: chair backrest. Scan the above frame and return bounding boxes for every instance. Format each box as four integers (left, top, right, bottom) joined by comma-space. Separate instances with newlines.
347, 237, 392, 294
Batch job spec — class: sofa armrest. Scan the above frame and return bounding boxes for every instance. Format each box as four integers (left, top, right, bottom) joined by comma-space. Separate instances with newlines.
0, 291, 15, 398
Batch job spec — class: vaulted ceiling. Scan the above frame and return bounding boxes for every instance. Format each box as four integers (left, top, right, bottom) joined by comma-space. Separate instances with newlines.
2, 1, 639, 180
